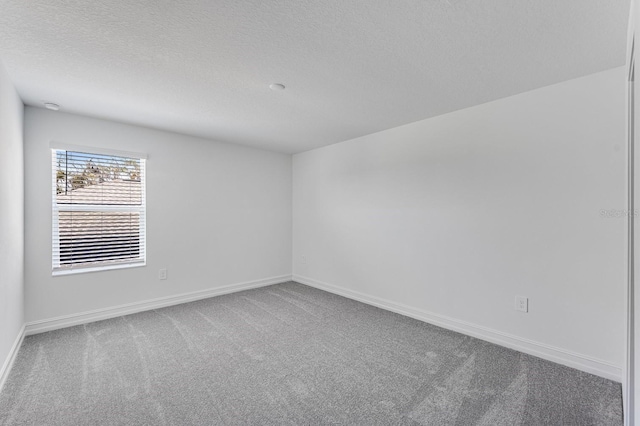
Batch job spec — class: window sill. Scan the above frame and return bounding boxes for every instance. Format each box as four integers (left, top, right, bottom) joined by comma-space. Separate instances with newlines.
52, 261, 146, 277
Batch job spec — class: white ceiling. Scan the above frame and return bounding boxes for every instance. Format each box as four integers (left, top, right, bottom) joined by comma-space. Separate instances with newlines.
0, 0, 631, 154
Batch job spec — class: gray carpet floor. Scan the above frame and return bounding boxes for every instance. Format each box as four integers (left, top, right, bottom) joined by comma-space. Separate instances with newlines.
0, 281, 623, 425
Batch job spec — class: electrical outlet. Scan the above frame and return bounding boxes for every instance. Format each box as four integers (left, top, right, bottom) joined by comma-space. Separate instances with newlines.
515, 296, 528, 313
158, 268, 167, 280
301, 255, 307, 265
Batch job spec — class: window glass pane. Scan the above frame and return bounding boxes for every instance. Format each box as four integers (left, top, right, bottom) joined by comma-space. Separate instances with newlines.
55, 151, 142, 205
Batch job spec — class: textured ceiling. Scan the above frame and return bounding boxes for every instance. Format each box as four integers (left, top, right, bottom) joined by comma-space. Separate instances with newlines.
0, 0, 631, 153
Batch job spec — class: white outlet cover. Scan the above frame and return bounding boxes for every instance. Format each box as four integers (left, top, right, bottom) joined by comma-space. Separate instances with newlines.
159, 269, 167, 280
515, 296, 528, 313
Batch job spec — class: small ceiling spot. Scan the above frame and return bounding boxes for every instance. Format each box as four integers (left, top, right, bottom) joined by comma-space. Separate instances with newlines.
44, 102, 60, 111
269, 83, 285, 91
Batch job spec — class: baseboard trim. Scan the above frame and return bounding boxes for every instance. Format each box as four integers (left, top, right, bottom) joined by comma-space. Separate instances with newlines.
25, 275, 292, 336
0, 324, 26, 394
293, 274, 622, 382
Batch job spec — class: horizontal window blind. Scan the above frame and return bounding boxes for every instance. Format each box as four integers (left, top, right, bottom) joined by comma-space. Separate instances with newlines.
52, 149, 146, 273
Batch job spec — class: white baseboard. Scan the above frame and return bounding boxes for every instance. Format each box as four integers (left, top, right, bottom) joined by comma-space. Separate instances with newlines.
0, 324, 26, 394
293, 274, 622, 382
20, 273, 623, 382
25, 275, 292, 336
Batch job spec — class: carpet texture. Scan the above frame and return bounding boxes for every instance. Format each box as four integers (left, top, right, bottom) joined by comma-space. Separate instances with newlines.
0, 282, 622, 425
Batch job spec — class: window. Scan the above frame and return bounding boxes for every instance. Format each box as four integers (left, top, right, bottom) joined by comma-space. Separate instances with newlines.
51, 147, 146, 275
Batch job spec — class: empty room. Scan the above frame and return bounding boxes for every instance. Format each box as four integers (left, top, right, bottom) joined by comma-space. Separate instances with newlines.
1, 0, 639, 425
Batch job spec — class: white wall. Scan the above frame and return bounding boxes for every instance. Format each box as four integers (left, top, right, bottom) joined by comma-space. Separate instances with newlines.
24, 108, 292, 322
0, 61, 24, 377
626, 0, 638, 421
293, 67, 627, 379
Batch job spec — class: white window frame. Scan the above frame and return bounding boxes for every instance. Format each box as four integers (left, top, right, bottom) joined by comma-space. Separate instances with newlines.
51, 143, 147, 276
